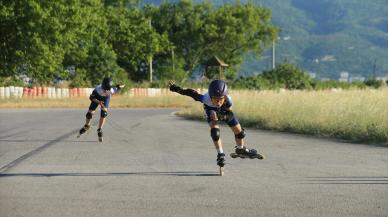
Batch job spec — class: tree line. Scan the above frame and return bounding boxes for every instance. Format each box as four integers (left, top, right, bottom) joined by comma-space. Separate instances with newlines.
0, 0, 278, 87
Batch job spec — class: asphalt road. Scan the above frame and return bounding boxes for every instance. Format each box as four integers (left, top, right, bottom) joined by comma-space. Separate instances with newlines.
0, 108, 387, 217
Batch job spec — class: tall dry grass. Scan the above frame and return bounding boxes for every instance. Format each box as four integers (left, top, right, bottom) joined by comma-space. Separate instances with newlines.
177, 88, 388, 143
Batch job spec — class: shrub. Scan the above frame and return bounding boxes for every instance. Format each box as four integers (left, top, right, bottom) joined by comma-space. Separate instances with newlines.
0, 76, 25, 86
261, 63, 312, 90
364, 79, 384, 88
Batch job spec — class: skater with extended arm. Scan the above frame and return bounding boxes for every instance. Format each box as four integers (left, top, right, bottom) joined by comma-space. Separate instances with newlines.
168, 80, 264, 171
78, 77, 124, 142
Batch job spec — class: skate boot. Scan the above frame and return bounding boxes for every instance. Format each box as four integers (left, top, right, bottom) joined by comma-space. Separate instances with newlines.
77, 124, 90, 138
217, 153, 225, 176
217, 153, 225, 167
97, 128, 103, 142
231, 146, 264, 159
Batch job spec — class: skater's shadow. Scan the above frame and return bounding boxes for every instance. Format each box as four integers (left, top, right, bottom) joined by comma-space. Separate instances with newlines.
0, 171, 220, 177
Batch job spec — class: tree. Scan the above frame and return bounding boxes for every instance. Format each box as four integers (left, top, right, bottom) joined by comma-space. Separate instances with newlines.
0, 0, 69, 84
149, 0, 278, 79
262, 63, 312, 89
203, 2, 278, 78
106, 4, 169, 82
0, 0, 128, 86
63, 0, 126, 86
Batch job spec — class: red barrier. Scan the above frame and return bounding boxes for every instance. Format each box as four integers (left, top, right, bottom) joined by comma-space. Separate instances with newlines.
74, 88, 79, 97
30, 87, 35, 97
23, 87, 28, 97
42, 87, 48, 97
69, 88, 77, 97
76, 88, 81, 97
37, 86, 42, 97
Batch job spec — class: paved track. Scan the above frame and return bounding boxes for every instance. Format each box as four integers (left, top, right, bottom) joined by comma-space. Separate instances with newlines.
0, 109, 387, 217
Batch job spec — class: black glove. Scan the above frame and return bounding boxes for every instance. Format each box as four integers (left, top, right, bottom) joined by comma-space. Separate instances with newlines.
217, 109, 234, 121
169, 84, 181, 92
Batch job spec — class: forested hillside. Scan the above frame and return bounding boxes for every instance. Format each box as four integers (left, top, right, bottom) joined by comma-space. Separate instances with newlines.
147, 0, 388, 79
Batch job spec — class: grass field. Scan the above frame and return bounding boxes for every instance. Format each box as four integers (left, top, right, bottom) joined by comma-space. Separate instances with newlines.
1, 88, 387, 143
177, 88, 388, 143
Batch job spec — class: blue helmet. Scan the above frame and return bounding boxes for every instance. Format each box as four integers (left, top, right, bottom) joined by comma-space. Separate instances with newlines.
208, 80, 228, 98
102, 77, 113, 90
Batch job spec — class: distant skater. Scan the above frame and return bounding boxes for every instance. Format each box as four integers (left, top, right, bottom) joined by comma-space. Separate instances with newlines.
78, 77, 124, 142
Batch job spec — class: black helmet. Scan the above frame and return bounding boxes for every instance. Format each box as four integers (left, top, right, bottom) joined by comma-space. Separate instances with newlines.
208, 80, 228, 98
102, 77, 113, 90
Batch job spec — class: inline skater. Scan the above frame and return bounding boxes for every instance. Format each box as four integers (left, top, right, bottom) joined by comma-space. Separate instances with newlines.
168, 80, 264, 173
78, 77, 124, 142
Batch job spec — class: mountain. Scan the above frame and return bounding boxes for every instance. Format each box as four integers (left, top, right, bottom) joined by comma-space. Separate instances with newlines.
143, 0, 388, 79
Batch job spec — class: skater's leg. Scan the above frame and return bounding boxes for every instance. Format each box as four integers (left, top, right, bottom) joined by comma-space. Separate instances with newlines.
208, 110, 223, 153
96, 109, 107, 141
210, 121, 225, 167
96, 99, 109, 142
95, 97, 110, 142
79, 108, 96, 135
98, 108, 108, 129
230, 124, 245, 148
207, 110, 226, 166
98, 96, 110, 130
83, 101, 99, 128
230, 124, 260, 157
85, 110, 95, 126
210, 121, 223, 154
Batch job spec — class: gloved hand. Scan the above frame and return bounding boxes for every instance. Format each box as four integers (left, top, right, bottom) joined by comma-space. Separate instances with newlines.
116, 84, 125, 91
217, 109, 234, 121
168, 80, 180, 92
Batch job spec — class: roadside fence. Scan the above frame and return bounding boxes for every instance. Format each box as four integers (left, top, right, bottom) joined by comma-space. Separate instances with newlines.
0, 87, 176, 99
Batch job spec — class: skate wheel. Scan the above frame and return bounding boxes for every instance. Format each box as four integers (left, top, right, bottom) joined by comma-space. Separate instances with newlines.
219, 167, 224, 176
230, 153, 238, 158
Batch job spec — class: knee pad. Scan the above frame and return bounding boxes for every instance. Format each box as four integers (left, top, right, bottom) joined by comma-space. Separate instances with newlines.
86, 112, 93, 119
210, 128, 220, 141
100, 110, 108, 118
235, 129, 246, 139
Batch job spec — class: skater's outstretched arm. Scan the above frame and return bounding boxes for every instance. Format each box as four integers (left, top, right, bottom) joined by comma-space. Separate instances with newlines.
168, 81, 203, 102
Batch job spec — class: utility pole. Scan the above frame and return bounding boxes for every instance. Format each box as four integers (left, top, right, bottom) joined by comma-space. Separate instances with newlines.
149, 18, 153, 83
272, 40, 276, 69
